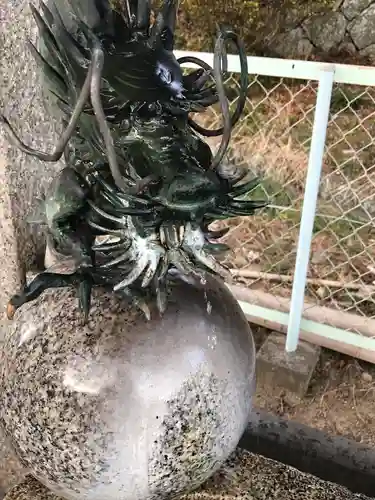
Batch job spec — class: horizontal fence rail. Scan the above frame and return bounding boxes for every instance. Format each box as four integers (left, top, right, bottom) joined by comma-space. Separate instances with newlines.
175, 50, 375, 362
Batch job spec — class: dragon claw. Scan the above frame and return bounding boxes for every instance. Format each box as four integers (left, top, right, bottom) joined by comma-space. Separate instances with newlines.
77, 275, 93, 325
135, 299, 151, 321
117, 287, 151, 321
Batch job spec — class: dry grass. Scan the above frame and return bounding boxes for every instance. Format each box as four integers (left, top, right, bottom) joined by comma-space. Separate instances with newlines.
192, 74, 375, 323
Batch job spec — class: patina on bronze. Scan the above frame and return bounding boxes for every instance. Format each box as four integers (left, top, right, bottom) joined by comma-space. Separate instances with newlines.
0, 0, 265, 323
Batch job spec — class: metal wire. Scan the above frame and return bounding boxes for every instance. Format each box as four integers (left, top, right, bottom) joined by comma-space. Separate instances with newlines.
198, 69, 375, 339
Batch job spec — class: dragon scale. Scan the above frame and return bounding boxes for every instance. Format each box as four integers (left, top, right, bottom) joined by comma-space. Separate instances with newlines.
0, 0, 266, 321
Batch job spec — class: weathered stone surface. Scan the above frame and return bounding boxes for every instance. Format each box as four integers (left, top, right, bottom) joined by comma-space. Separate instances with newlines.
338, 35, 358, 54
272, 2, 375, 62
273, 28, 314, 59
0, 426, 25, 496
349, 3, 375, 49
256, 332, 321, 404
360, 43, 375, 58
303, 12, 347, 52
341, 0, 374, 20
4, 449, 373, 500
283, 8, 308, 30
0, 0, 64, 317
0, 0, 65, 494
0, 279, 256, 500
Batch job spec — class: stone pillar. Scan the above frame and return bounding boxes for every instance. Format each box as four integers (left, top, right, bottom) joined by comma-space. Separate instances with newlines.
0, 0, 64, 317
0, 0, 64, 493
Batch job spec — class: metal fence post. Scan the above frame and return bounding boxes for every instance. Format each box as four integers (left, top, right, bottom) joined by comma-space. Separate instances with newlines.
285, 67, 335, 353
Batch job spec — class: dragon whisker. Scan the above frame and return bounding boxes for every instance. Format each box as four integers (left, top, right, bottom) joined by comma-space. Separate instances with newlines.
186, 84, 217, 100
95, 175, 149, 206
117, 207, 155, 216
88, 220, 124, 236
193, 95, 219, 107
90, 46, 129, 194
194, 70, 214, 91
99, 191, 128, 210
92, 241, 130, 252
178, 55, 213, 73
203, 242, 230, 254
203, 227, 229, 240
185, 29, 248, 144
88, 200, 127, 224
228, 200, 267, 211
209, 35, 234, 171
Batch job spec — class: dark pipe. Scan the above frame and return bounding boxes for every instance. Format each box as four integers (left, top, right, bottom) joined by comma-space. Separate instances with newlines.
239, 409, 375, 497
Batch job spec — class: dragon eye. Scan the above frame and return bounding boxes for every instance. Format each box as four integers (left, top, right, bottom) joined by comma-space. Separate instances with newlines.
157, 64, 172, 85
162, 69, 172, 85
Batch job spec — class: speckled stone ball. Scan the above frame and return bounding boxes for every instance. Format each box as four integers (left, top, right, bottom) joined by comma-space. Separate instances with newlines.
0, 273, 256, 500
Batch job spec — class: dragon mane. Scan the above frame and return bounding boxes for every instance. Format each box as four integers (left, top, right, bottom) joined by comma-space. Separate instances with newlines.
2, 0, 266, 321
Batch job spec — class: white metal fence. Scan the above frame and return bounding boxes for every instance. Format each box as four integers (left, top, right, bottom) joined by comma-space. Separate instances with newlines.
175, 50, 375, 363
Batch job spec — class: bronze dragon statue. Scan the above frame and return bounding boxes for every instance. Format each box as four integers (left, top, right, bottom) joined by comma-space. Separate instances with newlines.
1, 0, 266, 322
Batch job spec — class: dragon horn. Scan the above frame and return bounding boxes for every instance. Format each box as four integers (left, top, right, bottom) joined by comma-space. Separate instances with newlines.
162, 0, 179, 38
133, 0, 151, 30
148, 0, 179, 48
92, 0, 117, 34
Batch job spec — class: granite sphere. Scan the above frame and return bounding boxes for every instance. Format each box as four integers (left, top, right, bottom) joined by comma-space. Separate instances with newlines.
0, 273, 256, 500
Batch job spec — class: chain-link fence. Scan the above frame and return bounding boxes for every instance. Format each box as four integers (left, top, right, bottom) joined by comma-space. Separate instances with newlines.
188, 63, 375, 341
